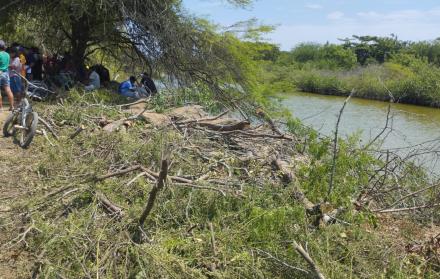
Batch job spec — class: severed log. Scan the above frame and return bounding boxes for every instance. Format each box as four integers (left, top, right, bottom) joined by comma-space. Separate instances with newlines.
175, 110, 229, 125
196, 120, 250, 132
271, 158, 294, 185
96, 191, 123, 216
293, 241, 326, 279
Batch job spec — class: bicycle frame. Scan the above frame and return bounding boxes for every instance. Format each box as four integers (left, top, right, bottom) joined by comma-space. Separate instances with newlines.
19, 98, 32, 127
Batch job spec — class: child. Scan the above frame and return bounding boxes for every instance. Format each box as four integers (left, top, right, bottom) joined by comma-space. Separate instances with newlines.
0, 40, 14, 110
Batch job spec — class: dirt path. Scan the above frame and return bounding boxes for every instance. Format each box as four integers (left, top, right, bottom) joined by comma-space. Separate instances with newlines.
0, 110, 35, 279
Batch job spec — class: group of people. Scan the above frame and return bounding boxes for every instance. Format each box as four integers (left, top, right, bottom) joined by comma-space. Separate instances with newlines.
0, 40, 44, 110
85, 66, 158, 99
118, 74, 157, 99
0, 38, 158, 110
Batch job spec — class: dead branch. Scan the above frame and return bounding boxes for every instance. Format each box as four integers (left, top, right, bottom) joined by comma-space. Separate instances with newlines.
96, 191, 123, 216
254, 248, 310, 275
38, 116, 59, 140
42, 129, 55, 147
173, 183, 227, 196
256, 108, 283, 136
374, 203, 440, 214
220, 130, 295, 141
271, 157, 293, 185
326, 89, 355, 202
70, 125, 86, 139
118, 98, 150, 109
126, 172, 148, 187
197, 120, 250, 132
138, 160, 168, 227
7, 221, 42, 248
175, 110, 229, 125
96, 165, 141, 181
140, 166, 229, 196
140, 167, 192, 184
379, 183, 440, 211
363, 101, 392, 150
208, 222, 218, 271
293, 241, 326, 279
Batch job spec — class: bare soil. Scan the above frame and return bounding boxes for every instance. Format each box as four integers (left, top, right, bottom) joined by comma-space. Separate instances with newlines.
0, 110, 35, 279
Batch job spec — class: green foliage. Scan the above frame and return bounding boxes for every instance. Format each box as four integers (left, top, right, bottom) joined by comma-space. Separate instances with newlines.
257, 35, 440, 108
3, 86, 436, 278
288, 43, 357, 70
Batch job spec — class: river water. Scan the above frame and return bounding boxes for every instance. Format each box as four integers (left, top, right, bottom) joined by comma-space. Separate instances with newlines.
281, 92, 440, 174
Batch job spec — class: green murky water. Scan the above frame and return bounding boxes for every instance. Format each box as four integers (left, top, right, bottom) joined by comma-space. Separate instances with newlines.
281, 92, 440, 173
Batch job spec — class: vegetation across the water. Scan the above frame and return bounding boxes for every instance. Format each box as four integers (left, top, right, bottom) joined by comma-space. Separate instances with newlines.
258, 36, 440, 107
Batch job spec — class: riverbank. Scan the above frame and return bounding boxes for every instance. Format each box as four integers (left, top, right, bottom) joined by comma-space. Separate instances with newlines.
0, 89, 439, 278
259, 38, 440, 108
292, 62, 440, 108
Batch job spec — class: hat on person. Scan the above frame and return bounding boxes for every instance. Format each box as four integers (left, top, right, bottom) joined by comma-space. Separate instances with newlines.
0, 40, 6, 50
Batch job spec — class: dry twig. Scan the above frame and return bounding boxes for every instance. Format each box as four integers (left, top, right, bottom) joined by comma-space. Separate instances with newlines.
293, 241, 326, 279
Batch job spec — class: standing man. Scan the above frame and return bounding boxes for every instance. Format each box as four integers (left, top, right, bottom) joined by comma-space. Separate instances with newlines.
0, 40, 14, 110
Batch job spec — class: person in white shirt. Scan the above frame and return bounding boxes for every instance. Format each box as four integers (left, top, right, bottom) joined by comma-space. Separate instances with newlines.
85, 66, 100, 91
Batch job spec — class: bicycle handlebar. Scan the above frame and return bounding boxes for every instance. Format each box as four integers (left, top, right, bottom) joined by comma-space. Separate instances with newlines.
11, 70, 57, 95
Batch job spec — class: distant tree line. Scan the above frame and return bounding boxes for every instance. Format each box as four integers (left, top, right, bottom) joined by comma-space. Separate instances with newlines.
251, 35, 440, 70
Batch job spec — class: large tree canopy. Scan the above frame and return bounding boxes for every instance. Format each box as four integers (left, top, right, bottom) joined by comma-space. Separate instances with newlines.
0, 0, 264, 105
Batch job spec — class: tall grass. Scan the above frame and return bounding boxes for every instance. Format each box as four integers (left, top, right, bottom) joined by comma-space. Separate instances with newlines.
294, 62, 440, 107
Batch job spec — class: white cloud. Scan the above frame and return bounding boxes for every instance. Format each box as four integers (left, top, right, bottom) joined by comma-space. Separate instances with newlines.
305, 4, 323, 10
327, 11, 344, 20
270, 21, 440, 50
268, 7, 440, 49
357, 8, 440, 23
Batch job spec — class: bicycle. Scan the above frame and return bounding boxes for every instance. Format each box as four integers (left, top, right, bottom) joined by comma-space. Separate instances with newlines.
3, 96, 39, 148
2, 71, 54, 148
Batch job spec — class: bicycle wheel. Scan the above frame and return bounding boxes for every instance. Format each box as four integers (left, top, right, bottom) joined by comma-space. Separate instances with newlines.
19, 111, 39, 148
3, 112, 18, 137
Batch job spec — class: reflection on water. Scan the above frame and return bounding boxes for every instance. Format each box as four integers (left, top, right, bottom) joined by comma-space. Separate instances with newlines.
281, 91, 440, 173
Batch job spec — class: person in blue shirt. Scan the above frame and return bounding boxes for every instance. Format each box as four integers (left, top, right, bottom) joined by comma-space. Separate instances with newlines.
118, 76, 138, 98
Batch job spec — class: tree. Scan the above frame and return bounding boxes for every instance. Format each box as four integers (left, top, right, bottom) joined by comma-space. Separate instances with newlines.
341, 35, 406, 65
0, 0, 260, 104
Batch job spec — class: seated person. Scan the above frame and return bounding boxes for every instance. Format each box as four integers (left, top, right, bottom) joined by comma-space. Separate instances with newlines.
118, 76, 138, 98
85, 66, 101, 91
139, 72, 158, 97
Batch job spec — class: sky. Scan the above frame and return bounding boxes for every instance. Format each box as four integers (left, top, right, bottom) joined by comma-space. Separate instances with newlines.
182, 0, 440, 50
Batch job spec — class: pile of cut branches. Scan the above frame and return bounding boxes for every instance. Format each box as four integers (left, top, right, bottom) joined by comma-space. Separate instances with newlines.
0, 89, 439, 278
